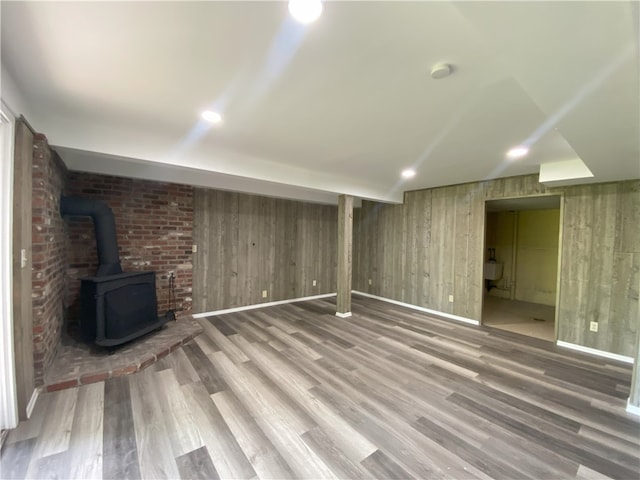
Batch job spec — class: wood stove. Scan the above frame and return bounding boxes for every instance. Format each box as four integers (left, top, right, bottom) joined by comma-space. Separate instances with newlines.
62, 196, 169, 347
80, 271, 162, 347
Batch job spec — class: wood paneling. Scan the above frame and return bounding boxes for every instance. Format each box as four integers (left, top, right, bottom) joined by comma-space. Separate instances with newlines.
12, 119, 34, 419
630, 326, 640, 409
353, 174, 640, 357
559, 181, 639, 356
193, 189, 337, 312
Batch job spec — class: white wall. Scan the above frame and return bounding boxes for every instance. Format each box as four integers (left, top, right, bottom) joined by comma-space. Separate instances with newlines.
1, 62, 36, 125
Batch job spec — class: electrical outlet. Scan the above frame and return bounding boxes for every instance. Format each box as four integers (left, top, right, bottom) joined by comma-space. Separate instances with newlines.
448, 294, 454, 303
192, 244, 198, 253
368, 278, 372, 285
262, 290, 268, 298
590, 321, 598, 332
312, 280, 317, 286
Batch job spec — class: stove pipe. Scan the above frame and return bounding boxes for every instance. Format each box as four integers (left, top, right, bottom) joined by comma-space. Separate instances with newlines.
60, 196, 123, 277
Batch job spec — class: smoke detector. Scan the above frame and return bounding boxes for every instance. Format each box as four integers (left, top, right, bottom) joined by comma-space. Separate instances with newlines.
430, 63, 453, 80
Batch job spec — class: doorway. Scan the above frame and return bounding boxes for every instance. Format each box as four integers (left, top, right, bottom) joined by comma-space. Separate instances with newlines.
482, 195, 562, 342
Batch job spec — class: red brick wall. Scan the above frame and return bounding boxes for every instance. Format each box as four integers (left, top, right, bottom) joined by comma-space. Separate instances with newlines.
65, 173, 194, 321
32, 134, 68, 385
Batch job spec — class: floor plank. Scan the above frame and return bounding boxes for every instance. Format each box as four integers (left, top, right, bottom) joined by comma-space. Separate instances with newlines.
212, 390, 296, 480
28, 388, 78, 461
154, 345, 200, 385
0, 438, 36, 479
175, 446, 220, 480
180, 380, 256, 479
2, 296, 638, 480
361, 449, 414, 480
102, 376, 141, 480
301, 426, 369, 479
4, 395, 51, 445
25, 450, 68, 480
129, 369, 180, 480
154, 369, 203, 457
67, 383, 104, 480
206, 351, 333, 479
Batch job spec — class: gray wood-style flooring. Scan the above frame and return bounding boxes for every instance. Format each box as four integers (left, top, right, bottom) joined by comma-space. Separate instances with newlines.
2, 296, 639, 479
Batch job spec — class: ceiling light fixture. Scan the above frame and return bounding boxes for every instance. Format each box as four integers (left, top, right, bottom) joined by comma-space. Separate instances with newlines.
288, 0, 323, 24
401, 169, 416, 179
201, 110, 222, 124
506, 146, 529, 159
430, 63, 452, 80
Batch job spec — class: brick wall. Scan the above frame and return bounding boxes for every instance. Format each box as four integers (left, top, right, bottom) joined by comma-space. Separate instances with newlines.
32, 134, 68, 385
65, 173, 194, 321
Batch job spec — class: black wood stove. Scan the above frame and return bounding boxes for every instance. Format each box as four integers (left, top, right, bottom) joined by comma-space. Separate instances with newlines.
61, 196, 168, 347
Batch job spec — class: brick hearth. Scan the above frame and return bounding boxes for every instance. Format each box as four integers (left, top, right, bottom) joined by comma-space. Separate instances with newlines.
44, 319, 202, 392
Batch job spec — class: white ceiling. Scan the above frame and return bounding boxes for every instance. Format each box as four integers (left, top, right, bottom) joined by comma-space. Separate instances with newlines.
2, 1, 638, 204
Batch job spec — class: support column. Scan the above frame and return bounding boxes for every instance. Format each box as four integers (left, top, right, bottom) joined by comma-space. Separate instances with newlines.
628, 322, 640, 416
336, 194, 353, 318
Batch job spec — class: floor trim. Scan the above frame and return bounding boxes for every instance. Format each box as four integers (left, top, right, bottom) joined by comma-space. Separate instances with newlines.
192, 293, 338, 318
352, 291, 480, 326
556, 341, 634, 364
26, 388, 39, 419
627, 399, 640, 416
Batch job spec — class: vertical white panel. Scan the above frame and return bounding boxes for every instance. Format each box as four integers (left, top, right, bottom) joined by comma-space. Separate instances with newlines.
0, 100, 18, 430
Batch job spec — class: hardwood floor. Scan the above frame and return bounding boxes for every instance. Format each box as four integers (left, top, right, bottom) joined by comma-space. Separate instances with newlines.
2, 295, 639, 479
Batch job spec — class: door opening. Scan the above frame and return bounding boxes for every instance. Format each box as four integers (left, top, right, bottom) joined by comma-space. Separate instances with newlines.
482, 195, 562, 342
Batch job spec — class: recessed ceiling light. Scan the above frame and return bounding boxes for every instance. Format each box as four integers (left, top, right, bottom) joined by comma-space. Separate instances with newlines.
201, 110, 222, 124
288, 0, 323, 24
401, 169, 416, 179
506, 146, 529, 159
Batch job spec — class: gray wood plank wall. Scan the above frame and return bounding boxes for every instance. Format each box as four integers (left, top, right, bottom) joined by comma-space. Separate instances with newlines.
12, 119, 34, 419
193, 189, 337, 312
353, 174, 640, 357
558, 181, 639, 356
631, 326, 640, 409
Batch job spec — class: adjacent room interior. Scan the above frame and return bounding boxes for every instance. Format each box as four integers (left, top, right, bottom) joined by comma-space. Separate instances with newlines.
482, 196, 561, 342
1, 1, 639, 479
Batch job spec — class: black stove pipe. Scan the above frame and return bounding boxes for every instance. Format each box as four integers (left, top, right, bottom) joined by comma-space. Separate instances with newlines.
60, 196, 123, 277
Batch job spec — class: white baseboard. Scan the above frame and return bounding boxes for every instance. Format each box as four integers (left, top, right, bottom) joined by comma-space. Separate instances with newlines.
335, 312, 352, 318
192, 293, 337, 318
352, 291, 480, 326
627, 400, 640, 416
26, 388, 39, 419
556, 341, 634, 364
